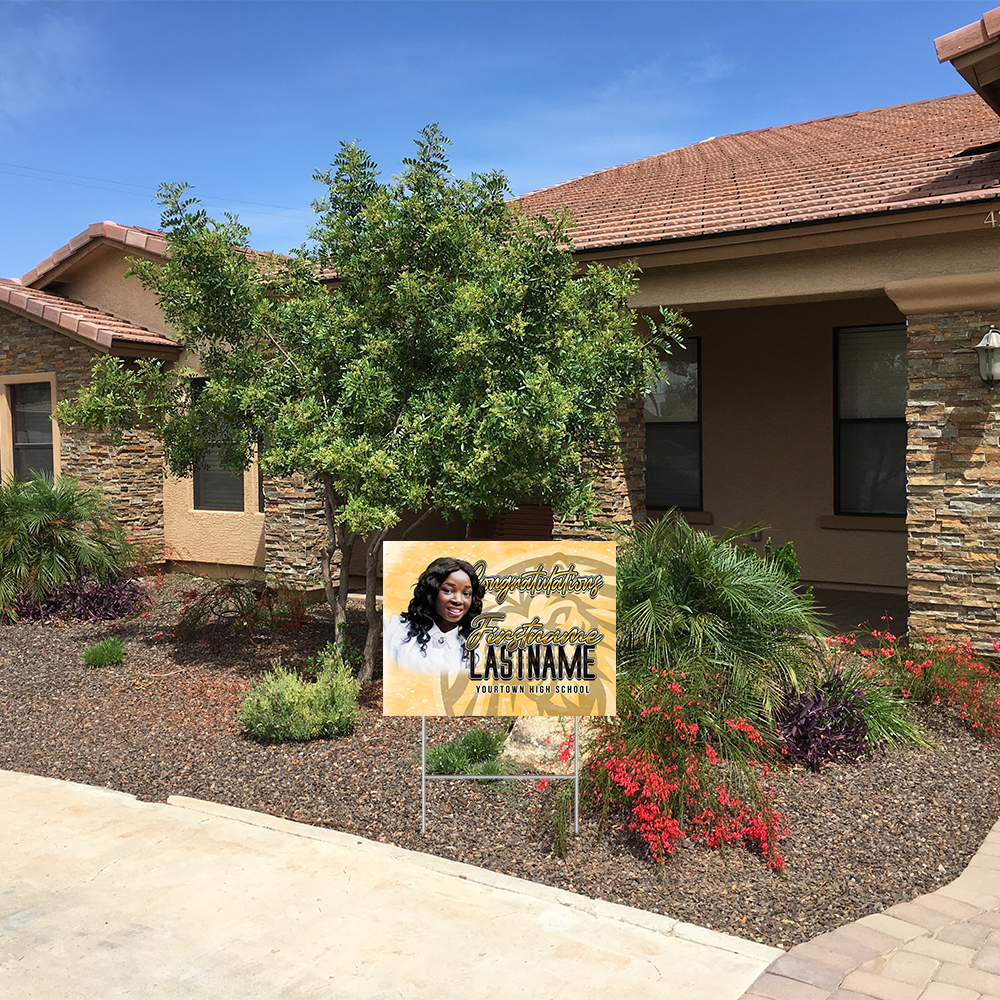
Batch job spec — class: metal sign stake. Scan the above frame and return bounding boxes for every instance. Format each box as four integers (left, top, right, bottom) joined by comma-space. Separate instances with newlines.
420, 716, 581, 836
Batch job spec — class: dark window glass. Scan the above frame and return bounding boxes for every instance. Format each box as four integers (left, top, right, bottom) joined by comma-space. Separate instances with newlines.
11, 382, 53, 478
644, 338, 701, 510
190, 379, 244, 511
836, 325, 907, 517
193, 445, 245, 512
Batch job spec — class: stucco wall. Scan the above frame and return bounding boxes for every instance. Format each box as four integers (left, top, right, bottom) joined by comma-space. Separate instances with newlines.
162, 470, 265, 572
44, 244, 174, 339
643, 297, 909, 592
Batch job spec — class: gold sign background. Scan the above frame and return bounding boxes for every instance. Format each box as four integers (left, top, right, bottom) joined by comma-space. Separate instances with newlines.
382, 540, 616, 717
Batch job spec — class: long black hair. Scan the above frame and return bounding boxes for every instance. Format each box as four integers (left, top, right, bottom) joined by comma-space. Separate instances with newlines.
400, 557, 485, 657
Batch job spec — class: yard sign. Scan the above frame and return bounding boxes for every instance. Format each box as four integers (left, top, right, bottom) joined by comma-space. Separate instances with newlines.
382, 540, 615, 717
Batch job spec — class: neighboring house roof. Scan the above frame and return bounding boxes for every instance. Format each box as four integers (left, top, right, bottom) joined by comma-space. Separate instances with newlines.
21, 221, 168, 288
0, 279, 181, 356
935, 8, 1000, 116
517, 93, 1000, 253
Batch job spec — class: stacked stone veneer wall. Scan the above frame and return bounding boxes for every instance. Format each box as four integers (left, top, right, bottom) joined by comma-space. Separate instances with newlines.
0, 311, 165, 549
262, 474, 329, 591
907, 309, 1000, 648
552, 396, 646, 541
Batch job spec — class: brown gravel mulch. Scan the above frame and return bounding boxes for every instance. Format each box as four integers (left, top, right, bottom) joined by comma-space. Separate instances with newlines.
2, 578, 999, 951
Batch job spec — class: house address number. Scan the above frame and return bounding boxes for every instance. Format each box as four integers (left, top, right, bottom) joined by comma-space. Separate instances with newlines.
985, 211, 1000, 227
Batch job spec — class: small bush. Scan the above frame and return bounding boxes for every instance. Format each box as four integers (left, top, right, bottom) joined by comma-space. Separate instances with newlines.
426, 726, 506, 776
426, 741, 472, 775
174, 580, 307, 641
0, 474, 135, 621
84, 637, 126, 668
237, 643, 359, 743
829, 630, 1000, 740
459, 727, 506, 763
776, 669, 869, 772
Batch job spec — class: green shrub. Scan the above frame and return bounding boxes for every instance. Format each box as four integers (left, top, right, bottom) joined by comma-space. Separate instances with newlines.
459, 726, 506, 763
575, 516, 831, 869
0, 475, 134, 621
739, 536, 814, 606
83, 637, 126, 668
616, 514, 826, 713
426, 741, 471, 775
426, 726, 506, 777
237, 643, 359, 742
835, 657, 928, 749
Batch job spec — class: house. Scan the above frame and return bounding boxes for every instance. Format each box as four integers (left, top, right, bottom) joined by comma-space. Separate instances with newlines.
0, 222, 469, 589
4, 7, 1000, 645
0, 223, 313, 585
519, 8, 1000, 648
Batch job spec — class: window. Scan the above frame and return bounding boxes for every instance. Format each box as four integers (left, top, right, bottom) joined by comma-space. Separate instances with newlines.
10, 381, 54, 478
835, 325, 907, 517
191, 379, 245, 511
645, 337, 701, 510
193, 445, 245, 511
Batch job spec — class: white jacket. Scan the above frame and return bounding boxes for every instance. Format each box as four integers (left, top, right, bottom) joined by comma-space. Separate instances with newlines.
385, 615, 470, 676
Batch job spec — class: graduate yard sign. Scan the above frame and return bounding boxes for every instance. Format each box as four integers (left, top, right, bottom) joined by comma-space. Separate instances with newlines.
383, 540, 615, 717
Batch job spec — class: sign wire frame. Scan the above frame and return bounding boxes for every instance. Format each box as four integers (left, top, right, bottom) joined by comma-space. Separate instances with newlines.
421, 716, 580, 836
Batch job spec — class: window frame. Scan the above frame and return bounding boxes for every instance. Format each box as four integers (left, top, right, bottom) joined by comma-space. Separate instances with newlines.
644, 336, 703, 512
0, 373, 60, 482
833, 323, 907, 518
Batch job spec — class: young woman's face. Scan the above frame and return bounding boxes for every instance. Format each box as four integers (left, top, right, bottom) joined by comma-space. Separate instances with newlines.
433, 569, 473, 631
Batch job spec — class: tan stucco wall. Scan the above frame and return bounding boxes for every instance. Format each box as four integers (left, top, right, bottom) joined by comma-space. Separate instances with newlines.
45, 244, 175, 339
163, 471, 265, 570
661, 296, 908, 592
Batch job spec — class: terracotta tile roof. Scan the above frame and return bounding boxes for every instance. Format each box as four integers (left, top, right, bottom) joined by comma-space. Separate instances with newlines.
516, 93, 1000, 253
21, 221, 169, 287
0, 279, 181, 353
22, 221, 288, 288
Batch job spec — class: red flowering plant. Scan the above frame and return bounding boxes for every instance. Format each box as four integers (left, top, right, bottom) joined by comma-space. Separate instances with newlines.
172, 578, 311, 642
585, 660, 789, 870
561, 516, 829, 870
828, 629, 1000, 741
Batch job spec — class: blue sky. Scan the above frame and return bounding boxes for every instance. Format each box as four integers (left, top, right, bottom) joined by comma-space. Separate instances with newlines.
0, 0, 988, 279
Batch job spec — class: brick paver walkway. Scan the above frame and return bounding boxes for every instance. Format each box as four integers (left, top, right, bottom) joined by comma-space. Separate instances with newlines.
740, 815, 1000, 1000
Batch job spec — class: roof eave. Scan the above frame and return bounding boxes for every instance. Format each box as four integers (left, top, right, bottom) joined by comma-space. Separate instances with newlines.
935, 8, 1000, 117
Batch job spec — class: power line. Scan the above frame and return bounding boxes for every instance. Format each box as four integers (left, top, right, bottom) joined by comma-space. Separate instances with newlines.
0, 162, 311, 221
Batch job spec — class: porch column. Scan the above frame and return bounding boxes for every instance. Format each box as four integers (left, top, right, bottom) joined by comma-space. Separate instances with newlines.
263, 473, 328, 591
886, 274, 1000, 649
552, 394, 647, 540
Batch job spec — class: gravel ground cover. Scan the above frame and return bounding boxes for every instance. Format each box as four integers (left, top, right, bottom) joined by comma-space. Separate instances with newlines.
1, 577, 998, 950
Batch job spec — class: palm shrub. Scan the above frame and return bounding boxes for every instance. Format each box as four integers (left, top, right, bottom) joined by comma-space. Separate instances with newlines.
0, 474, 136, 621
616, 514, 825, 713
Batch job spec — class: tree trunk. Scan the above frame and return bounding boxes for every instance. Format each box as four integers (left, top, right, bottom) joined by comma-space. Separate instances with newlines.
319, 472, 354, 641
359, 527, 389, 683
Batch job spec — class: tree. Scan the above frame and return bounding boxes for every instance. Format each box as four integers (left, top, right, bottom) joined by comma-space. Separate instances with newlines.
58, 126, 685, 680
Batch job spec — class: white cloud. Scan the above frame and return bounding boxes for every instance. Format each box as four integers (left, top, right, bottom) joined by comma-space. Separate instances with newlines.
0, 11, 93, 123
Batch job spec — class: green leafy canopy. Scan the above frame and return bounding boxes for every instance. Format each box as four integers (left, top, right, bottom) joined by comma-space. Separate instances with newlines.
58, 125, 683, 535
